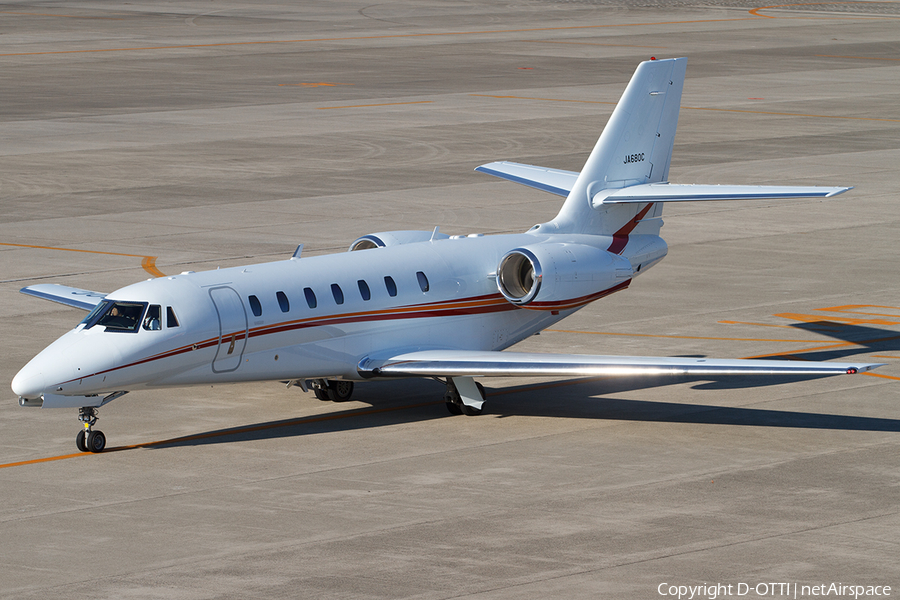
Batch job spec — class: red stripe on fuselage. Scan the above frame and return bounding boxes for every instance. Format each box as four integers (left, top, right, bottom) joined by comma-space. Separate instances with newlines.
607, 202, 654, 255
524, 279, 631, 310
57, 293, 516, 385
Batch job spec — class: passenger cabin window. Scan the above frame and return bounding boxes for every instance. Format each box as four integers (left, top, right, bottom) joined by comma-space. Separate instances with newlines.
89, 301, 147, 333
142, 305, 162, 330
416, 271, 429, 293
304, 287, 317, 309
384, 276, 397, 297
277, 291, 290, 313
331, 284, 344, 305
166, 306, 180, 328
248, 295, 262, 317
358, 280, 371, 301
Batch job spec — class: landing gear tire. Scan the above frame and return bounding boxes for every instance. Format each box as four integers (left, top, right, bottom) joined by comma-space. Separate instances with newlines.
461, 404, 482, 416
76, 430, 88, 452
77, 406, 104, 452
87, 430, 106, 453
444, 385, 462, 415
327, 380, 354, 402
314, 388, 329, 401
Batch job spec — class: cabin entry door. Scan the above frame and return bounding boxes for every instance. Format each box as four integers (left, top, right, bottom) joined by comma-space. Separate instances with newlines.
209, 286, 249, 373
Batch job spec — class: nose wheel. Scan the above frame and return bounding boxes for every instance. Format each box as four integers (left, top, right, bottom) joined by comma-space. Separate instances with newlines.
76, 406, 106, 453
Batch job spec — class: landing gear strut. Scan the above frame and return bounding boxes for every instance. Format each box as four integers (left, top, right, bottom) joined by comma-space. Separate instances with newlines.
77, 406, 106, 453
312, 379, 355, 402
444, 378, 486, 416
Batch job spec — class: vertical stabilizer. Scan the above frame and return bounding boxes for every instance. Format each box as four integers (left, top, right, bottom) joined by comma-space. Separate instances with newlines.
543, 58, 687, 235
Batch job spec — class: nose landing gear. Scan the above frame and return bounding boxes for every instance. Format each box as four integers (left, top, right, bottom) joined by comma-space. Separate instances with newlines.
76, 406, 106, 453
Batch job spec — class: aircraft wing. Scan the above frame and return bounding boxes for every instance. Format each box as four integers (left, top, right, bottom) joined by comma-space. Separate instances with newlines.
598, 183, 852, 204
475, 161, 578, 197
475, 162, 851, 204
360, 350, 882, 378
20, 284, 107, 311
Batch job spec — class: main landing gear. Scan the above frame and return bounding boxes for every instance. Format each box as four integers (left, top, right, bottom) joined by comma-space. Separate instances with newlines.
76, 406, 106, 453
444, 377, 486, 416
311, 379, 355, 402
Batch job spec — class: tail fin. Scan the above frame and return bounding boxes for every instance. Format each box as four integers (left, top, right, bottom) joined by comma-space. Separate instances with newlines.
543, 57, 687, 236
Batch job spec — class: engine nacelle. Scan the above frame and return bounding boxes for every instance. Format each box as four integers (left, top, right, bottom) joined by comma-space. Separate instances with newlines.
497, 243, 633, 310
349, 230, 450, 252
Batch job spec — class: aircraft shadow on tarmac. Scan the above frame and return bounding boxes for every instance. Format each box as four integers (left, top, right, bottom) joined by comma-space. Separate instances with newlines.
689, 320, 899, 391
142, 368, 899, 451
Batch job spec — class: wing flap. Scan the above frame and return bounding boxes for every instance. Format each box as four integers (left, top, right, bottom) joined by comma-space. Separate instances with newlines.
360, 350, 881, 378
475, 161, 579, 198
598, 183, 852, 205
20, 284, 107, 311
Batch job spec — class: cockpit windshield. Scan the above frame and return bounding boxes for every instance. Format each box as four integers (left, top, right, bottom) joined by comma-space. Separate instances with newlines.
81, 300, 148, 333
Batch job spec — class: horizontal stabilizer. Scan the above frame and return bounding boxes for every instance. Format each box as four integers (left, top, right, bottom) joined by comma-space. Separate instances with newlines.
475, 161, 578, 198
597, 183, 852, 205
21, 284, 107, 311
360, 350, 881, 378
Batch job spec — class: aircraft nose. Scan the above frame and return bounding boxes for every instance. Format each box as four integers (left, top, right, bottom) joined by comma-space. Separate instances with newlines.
11, 362, 47, 399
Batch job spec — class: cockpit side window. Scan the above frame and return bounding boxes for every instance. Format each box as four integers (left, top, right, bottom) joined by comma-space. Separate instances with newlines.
142, 305, 162, 331
166, 307, 180, 328
96, 301, 147, 333
81, 300, 112, 330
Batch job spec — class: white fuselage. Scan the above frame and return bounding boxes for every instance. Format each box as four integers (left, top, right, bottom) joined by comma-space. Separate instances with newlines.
12, 230, 665, 402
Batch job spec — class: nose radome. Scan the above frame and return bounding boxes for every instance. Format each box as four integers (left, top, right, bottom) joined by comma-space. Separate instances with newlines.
11, 362, 46, 399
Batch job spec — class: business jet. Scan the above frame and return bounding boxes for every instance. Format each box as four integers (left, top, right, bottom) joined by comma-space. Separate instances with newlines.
12, 57, 882, 453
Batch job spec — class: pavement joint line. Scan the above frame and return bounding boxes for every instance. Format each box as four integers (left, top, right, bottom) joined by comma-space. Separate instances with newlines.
0, 242, 164, 277
470, 94, 900, 122
750, 1, 900, 18
0, 400, 441, 470
0, 17, 764, 57
816, 54, 900, 61
0, 11, 124, 19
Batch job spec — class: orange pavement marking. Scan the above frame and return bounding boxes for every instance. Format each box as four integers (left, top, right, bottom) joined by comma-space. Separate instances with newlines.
278, 82, 353, 87
545, 328, 824, 343
817, 305, 900, 318
774, 312, 900, 326
471, 94, 616, 105
864, 372, 900, 381
317, 101, 433, 110
719, 320, 804, 330
0, 400, 442, 470
0, 242, 164, 277
0, 452, 90, 469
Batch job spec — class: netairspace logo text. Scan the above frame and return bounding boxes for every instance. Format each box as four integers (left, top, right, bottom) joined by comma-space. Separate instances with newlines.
658, 583, 892, 600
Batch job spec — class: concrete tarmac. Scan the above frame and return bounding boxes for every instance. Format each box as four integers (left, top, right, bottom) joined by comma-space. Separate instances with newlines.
1, 1, 898, 598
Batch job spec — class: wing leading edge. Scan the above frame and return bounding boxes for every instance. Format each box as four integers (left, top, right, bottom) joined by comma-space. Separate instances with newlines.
360, 350, 882, 378
20, 284, 107, 311
475, 161, 851, 203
